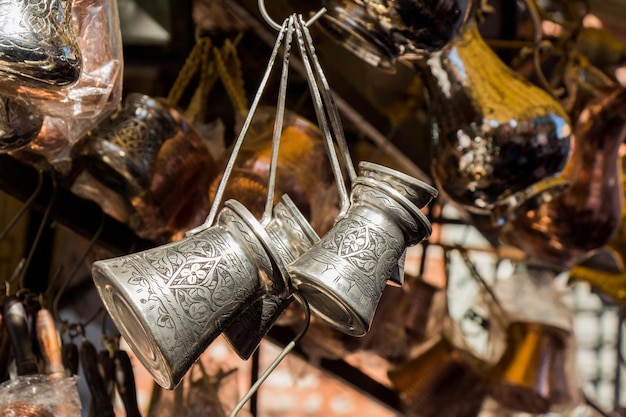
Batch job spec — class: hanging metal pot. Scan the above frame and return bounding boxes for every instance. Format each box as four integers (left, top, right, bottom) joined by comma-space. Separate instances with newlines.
316, 0, 473, 70
417, 21, 573, 226
500, 86, 626, 269
0, 0, 82, 89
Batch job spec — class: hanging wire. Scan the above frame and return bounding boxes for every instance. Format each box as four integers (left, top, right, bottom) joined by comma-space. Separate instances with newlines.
229, 292, 311, 417
51, 212, 106, 325
0, 169, 43, 244
185, 18, 291, 235
261, 15, 295, 225
17, 174, 58, 291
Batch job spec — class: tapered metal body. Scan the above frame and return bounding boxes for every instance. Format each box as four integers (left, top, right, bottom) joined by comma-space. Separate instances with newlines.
288, 176, 432, 336
223, 194, 319, 359
317, 0, 473, 70
92, 200, 288, 389
419, 22, 572, 225
500, 87, 626, 269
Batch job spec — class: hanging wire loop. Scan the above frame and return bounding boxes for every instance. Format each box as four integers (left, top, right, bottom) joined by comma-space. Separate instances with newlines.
258, 0, 326, 31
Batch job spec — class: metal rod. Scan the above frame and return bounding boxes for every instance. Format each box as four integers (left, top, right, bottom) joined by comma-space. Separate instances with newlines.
229, 293, 311, 417
294, 15, 351, 216
186, 18, 290, 235
262, 16, 294, 225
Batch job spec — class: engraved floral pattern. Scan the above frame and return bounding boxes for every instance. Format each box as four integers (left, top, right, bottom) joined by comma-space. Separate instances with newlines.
100, 209, 273, 365
0, 0, 81, 86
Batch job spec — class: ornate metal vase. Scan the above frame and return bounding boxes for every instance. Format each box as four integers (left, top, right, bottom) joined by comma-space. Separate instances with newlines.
0, 0, 82, 89
288, 175, 432, 336
92, 200, 289, 389
417, 21, 573, 226
73, 93, 215, 241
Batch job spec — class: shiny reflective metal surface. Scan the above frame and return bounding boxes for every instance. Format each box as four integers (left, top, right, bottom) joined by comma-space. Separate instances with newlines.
500, 87, 626, 270
75, 93, 178, 196
288, 175, 432, 336
317, 0, 473, 70
420, 22, 573, 225
209, 107, 339, 235
92, 201, 286, 389
223, 194, 320, 360
0, 0, 81, 88
488, 321, 571, 414
0, 96, 43, 153
387, 335, 487, 417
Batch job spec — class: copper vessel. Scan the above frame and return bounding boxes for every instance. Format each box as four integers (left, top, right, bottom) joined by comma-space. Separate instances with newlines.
73, 93, 215, 241
488, 321, 572, 414
388, 335, 487, 417
500, 87, 626, 270
418, 21, 572, 225
209, 107, 339, 235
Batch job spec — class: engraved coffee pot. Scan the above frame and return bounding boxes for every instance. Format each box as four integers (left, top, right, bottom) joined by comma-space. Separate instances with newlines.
0, 0, 82, 89
416, 20, 573, 226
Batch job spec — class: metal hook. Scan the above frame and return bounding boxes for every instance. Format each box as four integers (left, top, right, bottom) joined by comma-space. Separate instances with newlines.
258, 0, 326, 31
261, 15, 295, 225
523, 0, 565, 97
229, 292, 311, 417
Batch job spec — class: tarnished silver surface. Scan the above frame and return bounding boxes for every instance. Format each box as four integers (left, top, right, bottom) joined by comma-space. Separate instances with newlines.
419, 22, 573, 225
0, 95, 43, 152
358, 161, 438, 209
223, 194, 320, 359
500, 87, 626, 270
357, 161, 437, 286
288, 176, 432, 336
92, 201, 286, 389
74, 93, 178, 196
316, 0, 473, 70
0, 0, 81, 88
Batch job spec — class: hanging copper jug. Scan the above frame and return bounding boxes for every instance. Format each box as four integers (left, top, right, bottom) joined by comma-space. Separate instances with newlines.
316, 0, 473, 71
387, 335, 487, 417
499, 86, 626, 270
417, 20, 573, 226
487, 321, 572, 414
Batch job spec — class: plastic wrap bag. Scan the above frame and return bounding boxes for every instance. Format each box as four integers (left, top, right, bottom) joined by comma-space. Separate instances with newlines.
0, 375, 81, 416
8, 0, 123, 169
